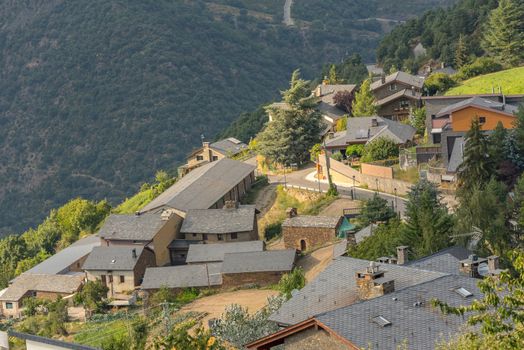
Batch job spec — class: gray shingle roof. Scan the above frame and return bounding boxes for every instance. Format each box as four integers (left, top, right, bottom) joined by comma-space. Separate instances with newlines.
447, 137, 464, 173
370, 71, 424, 91
354, 224, 377, 244
0, 274, 84, 302
316, 274, 481, 350
141, 263, 223, 290
82, 246, 145, 271
180, 206, 256, 234
210, 138, 248, 155
282, 216, 341, 229
436, 96, 519, 117
140, 158, 255, 213
221, 250, 296, 274
269, 256, 447, 325
325, 116, 415, 147
25, 235, 100, 275
407, 246, 471, 275
9, 331, 99, 350
186, 241, 265, 264
98, 213, 166, 241
374, 88, 422, 107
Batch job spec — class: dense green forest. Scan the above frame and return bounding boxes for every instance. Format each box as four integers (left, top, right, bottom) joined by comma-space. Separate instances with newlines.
0, 0, 455, 235
377, 0, 499, 72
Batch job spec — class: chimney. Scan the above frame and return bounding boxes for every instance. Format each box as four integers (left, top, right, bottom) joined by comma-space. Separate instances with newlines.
488, 255, 499, 272
135, 211, 141, 216
203, 141, 210, 148
224, 200, 239, 209
396, 246, 409, 265
441, 62, 445, 69
411, 85, 415, 96
460, 254, 487, 278
381, 74, 386, 84
371, 118, 378, 127
132, 249, 137, 259
328, 131, 335, 139
356, 262, 395, 300
286, 207, 298, 218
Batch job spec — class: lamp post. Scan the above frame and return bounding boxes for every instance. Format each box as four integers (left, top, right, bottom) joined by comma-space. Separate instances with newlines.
375, 178, 379, 193
394, 187, 398, 218
352, 175, 356, 200
283, 164, 287, 189
317, 165, 322, 193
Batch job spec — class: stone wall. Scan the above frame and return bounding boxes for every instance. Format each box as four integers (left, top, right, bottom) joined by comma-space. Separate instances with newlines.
284, 327, 355, 350
221, 271, 285, 289
282, 226, 337, 251
361, 163, 393, 179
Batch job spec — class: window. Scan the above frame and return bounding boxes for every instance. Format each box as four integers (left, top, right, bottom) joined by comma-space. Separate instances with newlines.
212, 156, 219, 161
372, 316, 392, 327
203, 234, 208, 241
108, 275, 113, 283
192, 233, 197, 237
479, 116, 486, 124
196, 155, 204, 161
5, 302, 13, 309
217, 234, 223, 241
231, 232, 238, 239
399, 100, 410, 108
101, 275, 107, 285
389, 83, 397, 91
120, 276, 125, 284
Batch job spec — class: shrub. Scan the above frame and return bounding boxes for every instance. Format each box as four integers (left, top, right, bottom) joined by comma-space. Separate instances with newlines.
264, 222, 282, 240
346, 144, 364, 158
331, 152, 343, 161
361, 137, 399, 162
424, 73, 456, 95
278, 267, 306, 299
456, 57, 503, 81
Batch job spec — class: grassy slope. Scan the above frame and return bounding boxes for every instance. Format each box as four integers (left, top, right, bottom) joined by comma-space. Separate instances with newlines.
446, 66, 524, 95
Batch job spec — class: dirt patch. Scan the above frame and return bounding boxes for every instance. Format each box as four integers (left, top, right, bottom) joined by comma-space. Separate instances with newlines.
320, 198, 361, 217
297, 245, 335, 282
179, 289, 279, 329
255, 184, 277, 218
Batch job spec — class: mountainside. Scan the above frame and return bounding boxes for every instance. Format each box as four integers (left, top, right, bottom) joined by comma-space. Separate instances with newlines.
0, 0, 456, 235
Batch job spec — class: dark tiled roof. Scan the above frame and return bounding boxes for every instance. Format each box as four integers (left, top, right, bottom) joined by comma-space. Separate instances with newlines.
210, 138, 248, 155
221, 250, 296, 274
0, 274, 84, 302
447, 137, 464, 173
370, 71, 424, 90
82, 246, 144, 271
436, 96, 519, 117
186, 241, 265, 263
9, 331, 99, 350
316, 274, 481, 350
282, 215, 341, 229
25, 235, 100, 275
98, 213, 166, 241
407, 246, 471, 275
140, 158, 255, 213
141, 263, 223, 289
374, 88, 422, 106
180, 206, 256, 234
269, 256, 447, 325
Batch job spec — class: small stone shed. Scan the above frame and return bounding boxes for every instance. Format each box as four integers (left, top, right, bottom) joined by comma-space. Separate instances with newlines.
282, 215, 344, 252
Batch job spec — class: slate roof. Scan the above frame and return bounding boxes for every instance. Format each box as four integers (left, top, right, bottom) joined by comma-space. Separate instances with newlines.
316, 84, 356, 100
9, 331, 99, 350
82, 246, 145, 271
140, 158, 255, 213
141, 263, 223, 289
97, 212, 166, 241
282, 216, 341, 229
25, 235, 100, 275
186, 241, 265, 264
221, 250, 296, 274
325, 116, 415, 147
180, 206, 257, 234
210, 138, 248, 155
269, 256, 447, 325
436, 96, 519, 118
317, 101, 346, 121
447, 137, 464, 173
316, 274, 480, 350
353, 224, 377, 244
374, 88, 422, 106
370, 71, 424, 90
407, 246, 471, 275
0, 274, 84, 302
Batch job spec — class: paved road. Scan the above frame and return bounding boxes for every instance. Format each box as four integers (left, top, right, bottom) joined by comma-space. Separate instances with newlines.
267, 165, 407, 216
283, 0, 294, 26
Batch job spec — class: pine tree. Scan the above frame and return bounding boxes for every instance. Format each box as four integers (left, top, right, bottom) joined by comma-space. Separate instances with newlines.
282, 69, 314, 108
351, 78, 378, 117
489, 121, 508, 166
482, 0, 524, 66
454, 34, 468, 68
328, 64, 339, 84
457, 118, 494, 190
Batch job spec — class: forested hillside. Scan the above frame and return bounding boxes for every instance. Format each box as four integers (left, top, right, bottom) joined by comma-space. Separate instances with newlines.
0, 0, 456, 235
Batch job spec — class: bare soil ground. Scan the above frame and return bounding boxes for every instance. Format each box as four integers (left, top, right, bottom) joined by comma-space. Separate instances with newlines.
320, 198, 361, 217
297, 244, 335, 282
180, 289, 279, 329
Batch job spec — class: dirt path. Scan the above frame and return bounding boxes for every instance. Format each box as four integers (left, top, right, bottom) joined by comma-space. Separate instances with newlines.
180, 289, 279, 329
297, 245, 335, 282
255, 184, 277, 218
283, 0, 294, 26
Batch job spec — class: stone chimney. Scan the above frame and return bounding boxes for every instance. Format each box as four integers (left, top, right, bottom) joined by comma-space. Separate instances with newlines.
356, 262, 395, 300
381, 74, 386, 84
460, 254, 487, 278
411, 85, 416, 96
132, 248, 137, 259
488, 255, 499, 272
371, 118, 378, 127
224, 200, 239, 209
286, 207, 298, 218
396, 246, 409, 265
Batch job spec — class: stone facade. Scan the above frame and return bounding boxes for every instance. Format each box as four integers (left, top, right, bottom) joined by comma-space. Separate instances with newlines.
282, 225, 339, 252
221, 271, 286, 289
284, 328, 353, 350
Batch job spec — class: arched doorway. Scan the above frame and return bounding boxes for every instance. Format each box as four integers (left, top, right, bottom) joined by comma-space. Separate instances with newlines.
300, 239, 307, 252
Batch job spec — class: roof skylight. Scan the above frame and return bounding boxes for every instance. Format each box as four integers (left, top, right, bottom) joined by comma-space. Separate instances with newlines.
454, 287, 473, 298
372, 316, 392, 327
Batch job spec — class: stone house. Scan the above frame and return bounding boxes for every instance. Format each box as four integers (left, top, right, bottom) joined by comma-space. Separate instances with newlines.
82, 246, 156, 298
221, 249, 296, 289
370, 71, 424, 121
0, 274, 84, 318
180, 203, 259, 243
183, 138, 248, 174
282, 214, 346, 252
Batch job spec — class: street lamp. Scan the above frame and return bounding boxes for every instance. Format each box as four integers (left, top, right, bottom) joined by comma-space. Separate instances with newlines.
394, 187, 398, 218
352, 175, 356, 200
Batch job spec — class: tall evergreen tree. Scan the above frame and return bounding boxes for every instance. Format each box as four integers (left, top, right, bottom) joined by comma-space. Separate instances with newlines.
457, 118, 494, 190
514, 106, 524, 154
454, 34, 469, 68
282, 69, 315, 108
403, 180, 454, 257
351, 78, 378, 117
489, 121, 508, 165
328, 64, 339, 84
482, 0, 524, 66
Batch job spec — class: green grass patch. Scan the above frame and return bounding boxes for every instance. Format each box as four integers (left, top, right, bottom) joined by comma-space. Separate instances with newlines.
74, 319, 130, 348
113, 189, 153, 214
392, 165, 420, 183
446, 66, 524, 95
